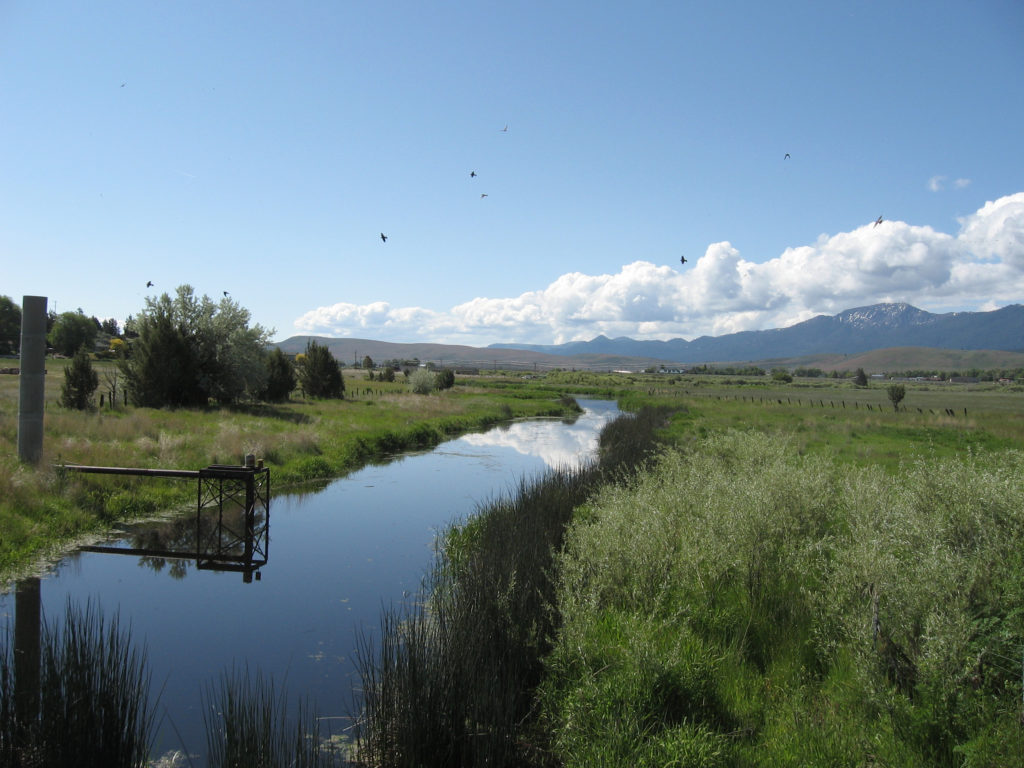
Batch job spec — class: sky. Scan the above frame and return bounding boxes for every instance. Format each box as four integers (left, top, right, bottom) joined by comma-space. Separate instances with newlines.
2, 1, 1023, 346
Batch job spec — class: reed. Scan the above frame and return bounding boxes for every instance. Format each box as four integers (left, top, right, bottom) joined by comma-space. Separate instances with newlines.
0, 600, 156, 768
202, 666, 341, 768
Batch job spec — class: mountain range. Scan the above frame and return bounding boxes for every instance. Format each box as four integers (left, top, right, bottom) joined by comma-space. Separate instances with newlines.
277, 303, 1024, 372
488, 303, 1024, 363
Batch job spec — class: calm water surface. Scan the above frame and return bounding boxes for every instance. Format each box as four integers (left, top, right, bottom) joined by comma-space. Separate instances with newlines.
1, 399, 619, 762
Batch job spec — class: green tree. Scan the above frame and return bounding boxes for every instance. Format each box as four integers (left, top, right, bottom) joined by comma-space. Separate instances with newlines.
121, 307, 201, 407
262, 347, 297, 402
60, 346, 99, 410
49, 311, 98, 356
436, 367, 455, 390
887, 383, 906, 412
100, 317, 120, 336
298, 340, 344, 398
771, 368, 793, 383
120, 285, 272, 407
362, 355, 374, 371
853, 368, 868, 387
379, 366, 396, 383
0, 296, 20, 354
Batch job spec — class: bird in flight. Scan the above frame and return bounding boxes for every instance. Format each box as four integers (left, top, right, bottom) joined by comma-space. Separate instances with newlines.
480, 193, 488, 199
680, 255, 687, 265
223, 291, 229, 297
874, 215, 884, 228
120, 82, 126, 88
146, 281, 153, 288
380, 232, 388, 242
470, 171, 477, 177
500, 124, 508, 132
784, 153, 790, 160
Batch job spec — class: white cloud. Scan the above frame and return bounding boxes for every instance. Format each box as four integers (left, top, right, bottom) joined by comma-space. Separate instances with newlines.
294, 193, 1024, 345
928, 175, 972, 192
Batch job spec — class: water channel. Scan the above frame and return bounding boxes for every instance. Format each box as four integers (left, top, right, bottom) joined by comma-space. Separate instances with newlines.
1, 398, 620, 764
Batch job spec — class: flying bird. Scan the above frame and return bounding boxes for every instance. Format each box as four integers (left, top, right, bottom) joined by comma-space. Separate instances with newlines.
784, 153, 790, 159
380, 232, 388, 242
146, 281, 153, 288
480, 193, 488, 198
120, 82, 126, 88
470, 171, 477, 177
223, 291, 229, 297
680, 255, 687, 265
500, 124, 508, 132
874, 215, 884, 228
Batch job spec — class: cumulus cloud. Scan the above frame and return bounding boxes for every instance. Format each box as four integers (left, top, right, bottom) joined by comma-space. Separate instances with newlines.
294, 193, 1024, 344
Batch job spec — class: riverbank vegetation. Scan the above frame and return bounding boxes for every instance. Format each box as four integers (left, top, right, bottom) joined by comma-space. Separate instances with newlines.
352, 371, 1024, 767
541, 432, 1024, 767
0, 601, 156, 768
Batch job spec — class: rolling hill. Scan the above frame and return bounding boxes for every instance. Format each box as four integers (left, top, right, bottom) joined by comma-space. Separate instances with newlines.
276, 303, 1024, 373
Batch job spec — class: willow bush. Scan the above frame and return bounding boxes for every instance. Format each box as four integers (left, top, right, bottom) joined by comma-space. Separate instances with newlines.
541, 431, 1024, 767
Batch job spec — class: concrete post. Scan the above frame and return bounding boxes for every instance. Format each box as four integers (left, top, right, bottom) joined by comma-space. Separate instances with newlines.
18, 295, 47, 464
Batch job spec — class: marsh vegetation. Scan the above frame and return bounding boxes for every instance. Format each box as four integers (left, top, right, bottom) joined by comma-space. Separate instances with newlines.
2, 366, 1023, 765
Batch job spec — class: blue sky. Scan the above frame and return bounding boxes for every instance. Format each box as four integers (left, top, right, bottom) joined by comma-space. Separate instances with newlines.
2, 1, 1023, 345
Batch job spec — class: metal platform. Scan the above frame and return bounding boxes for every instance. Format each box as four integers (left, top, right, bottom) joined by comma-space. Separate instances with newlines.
65, 460, 270, 583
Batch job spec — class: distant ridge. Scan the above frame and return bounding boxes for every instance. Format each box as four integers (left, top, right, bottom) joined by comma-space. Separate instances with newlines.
274, 336, 672, 372
276, 303, 1024, 372
488, 303, 1024, 363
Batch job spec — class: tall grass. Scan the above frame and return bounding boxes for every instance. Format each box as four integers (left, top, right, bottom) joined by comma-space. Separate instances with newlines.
0, 600, 156, 768
352, 405, 675, 767
540, 431, 1024, 767
202, 666, 342, 768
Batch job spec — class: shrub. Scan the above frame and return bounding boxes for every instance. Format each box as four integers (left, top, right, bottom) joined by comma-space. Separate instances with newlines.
262, 348, 296, 402
436, 368, 455, 390
887, 382, 906, 411
60, 347, 99, 410
408, 368, 437, 395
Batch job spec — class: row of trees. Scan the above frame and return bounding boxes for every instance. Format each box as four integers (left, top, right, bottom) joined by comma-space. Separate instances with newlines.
12, 288, 458, 410
53, 286, 362, 409
0, 295, 121, 356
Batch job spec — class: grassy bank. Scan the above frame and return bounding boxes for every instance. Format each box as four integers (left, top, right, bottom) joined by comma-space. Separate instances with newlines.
352, 405, 676, 766
541, 431, 1024, 766
0, 363, 580, 580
